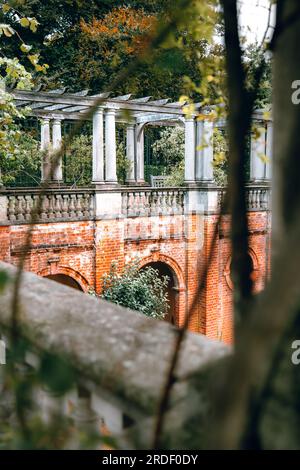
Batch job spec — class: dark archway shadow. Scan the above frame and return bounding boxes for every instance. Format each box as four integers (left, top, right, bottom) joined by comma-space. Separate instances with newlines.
45, 274, 83, 291
141, 262, 178, 325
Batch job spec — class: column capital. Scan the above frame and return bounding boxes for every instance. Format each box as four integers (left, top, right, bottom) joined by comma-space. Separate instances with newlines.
105, 108, 116, 116
94, 106, 104, 114
41, 117, 50, 124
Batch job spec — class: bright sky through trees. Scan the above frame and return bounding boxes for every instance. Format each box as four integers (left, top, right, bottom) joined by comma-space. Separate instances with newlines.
238, 0, 276, 43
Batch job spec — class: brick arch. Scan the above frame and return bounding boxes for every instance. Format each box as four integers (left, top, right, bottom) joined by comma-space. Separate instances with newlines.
37, 265, 90, 292
138, 253, 186, 327
139, 253, 185, 290
223, 247, 260, 291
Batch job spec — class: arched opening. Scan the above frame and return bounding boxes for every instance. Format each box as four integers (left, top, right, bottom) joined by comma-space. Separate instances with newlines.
141, 261, 178, 325
224, 250, 260, 292
45, 274, 83, 291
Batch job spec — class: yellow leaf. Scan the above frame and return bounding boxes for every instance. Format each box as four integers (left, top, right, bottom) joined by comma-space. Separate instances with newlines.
259, 154, 270, 164
28, 54, 39, 65
20, 43, 32, 53
20, 17, 30, 27
2, 25, 14, 37
30, 18, 39, 32
2, 4, 11, 13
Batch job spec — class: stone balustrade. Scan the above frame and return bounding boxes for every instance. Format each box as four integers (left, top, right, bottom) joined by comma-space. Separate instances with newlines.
121, 188, 185, 217
0, 184, 271, 225
3, 189, 94, 223
218, 185, 271, 212
0, 262, 229, 449
246, 185, 270, 210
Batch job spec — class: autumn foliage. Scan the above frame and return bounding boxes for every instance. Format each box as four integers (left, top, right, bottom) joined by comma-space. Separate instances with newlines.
77, 7, 158, 93
80, 7, 156, 54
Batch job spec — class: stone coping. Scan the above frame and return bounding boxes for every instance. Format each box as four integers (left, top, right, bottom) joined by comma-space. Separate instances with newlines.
0, 262, 229, 418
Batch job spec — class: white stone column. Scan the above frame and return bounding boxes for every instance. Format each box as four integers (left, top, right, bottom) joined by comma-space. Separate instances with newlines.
105, 109, 118, 184
135, 124, 145, 183
265, 120, 273, 180
184, 118, 196, 184
126, 124, 135, 183
195, 119, 214, 183
52, 118, 63, 182
250, 122, 267, 181
92, 107, 104, 184
40, 118, 51, 181
40, 118, 51, 151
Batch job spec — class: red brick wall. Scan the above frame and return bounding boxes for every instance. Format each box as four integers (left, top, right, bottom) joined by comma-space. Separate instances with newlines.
0, 210, 270, 344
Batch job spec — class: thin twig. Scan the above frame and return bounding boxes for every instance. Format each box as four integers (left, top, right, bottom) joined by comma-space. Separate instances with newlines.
152, 192, 229, 448
7, 0, 194, 444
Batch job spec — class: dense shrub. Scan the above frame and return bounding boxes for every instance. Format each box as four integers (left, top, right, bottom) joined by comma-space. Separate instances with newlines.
100, 260, 169, 319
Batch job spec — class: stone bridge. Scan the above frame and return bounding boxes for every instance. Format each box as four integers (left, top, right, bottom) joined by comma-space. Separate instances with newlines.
0, 184, 270, 344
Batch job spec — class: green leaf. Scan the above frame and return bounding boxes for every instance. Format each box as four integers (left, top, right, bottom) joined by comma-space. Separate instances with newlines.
38, 353, 75, 394
0, 270, 9, 292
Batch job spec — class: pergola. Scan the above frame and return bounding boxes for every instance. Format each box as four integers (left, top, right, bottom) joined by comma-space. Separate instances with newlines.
11, 88, 217, 186
11, 88, 272, 187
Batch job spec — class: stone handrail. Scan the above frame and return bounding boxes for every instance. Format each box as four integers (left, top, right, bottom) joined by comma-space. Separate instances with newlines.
0, 262, 229, 448
121, 188, 186, 217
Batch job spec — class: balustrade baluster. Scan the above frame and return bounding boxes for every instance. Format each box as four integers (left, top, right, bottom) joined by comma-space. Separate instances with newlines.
61, 194, 69, 218
76, 194, 84, 218
69, 194, 76, 218
138, 191, 145, 215
157, 191, 163, 215
248, 189, 253, 210
121, 192, 127, 216
254, 189, 260, 209
8, 196, 16, 221
48, 194, 55, 219
133, 192, 139, 216
170, 191, 176, 214
126, 192, 133, 217
262, 190, 268, 209
54, 194, 62, 218
24, 195, 33, 221
40, 195, 49, 220
16, 196, 25, 221
32, 195, 39, 219
144, 191, 151, 216
160, 191, 167, 215
154, 191, 161, 215
150, 191, 156, 215
134, 192, 140, 216
166, 191, 172, 214
82, 194, 90, 217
